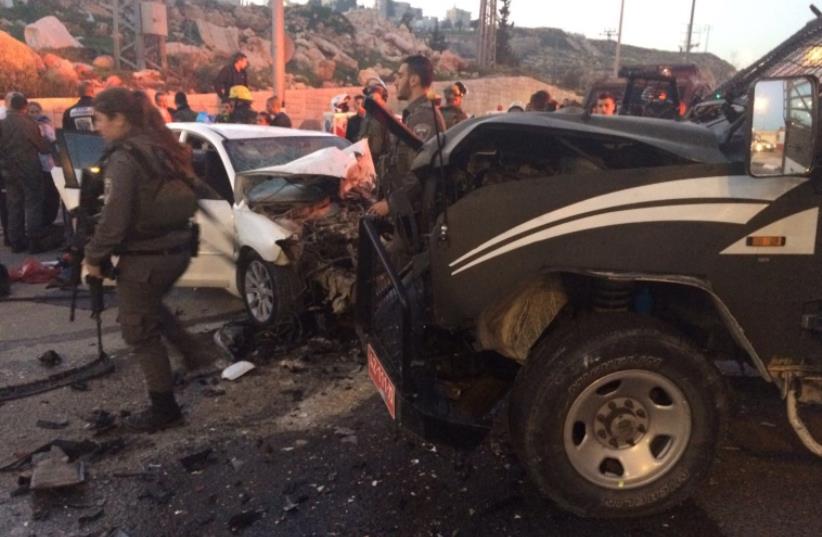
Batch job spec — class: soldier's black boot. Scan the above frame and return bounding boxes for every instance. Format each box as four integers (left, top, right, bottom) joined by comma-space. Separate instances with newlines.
123, 391, 183, 433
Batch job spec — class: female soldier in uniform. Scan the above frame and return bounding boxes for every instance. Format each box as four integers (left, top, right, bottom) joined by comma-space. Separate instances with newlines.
83, 88, 214, 432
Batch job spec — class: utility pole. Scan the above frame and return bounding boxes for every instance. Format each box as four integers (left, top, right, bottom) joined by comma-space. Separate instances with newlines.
613, 0, 625, 78
112, 0, 121, 70
134, 1, 145, 69
477, 0, 497, 68
106, 1, 167, 72
703, 24, 711, 53
685, 0, 696, 61
271, 0, 286, 100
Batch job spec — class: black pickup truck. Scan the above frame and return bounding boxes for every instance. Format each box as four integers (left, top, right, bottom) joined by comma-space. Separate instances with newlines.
356, 75, 822, 518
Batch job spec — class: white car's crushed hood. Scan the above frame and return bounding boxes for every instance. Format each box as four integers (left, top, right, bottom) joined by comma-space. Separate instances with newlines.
245, 139, 376, 198
235, 139, 377, 313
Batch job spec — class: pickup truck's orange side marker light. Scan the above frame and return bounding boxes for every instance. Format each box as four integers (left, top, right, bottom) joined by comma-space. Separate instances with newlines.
746, 236, 786, 247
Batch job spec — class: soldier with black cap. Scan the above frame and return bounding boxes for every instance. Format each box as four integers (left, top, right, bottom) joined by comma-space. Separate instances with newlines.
440, 81, 468, 129
367, 55, 445, 219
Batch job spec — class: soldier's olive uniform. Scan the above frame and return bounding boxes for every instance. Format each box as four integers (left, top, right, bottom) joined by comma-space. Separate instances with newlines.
358, 113, 391, 179
85, 132, 198, 395
385, 95, 445, 213
440, 104, 468, 129
0, 110, 51, 248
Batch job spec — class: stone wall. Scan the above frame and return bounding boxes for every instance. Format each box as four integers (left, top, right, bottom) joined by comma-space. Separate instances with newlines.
30, 76, 575, 130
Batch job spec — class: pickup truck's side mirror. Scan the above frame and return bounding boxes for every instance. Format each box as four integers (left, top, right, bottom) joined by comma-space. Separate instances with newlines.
748, 76, 817, 177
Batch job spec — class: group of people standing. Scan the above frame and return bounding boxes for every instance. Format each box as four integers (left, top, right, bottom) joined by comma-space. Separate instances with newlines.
335, 60, 472, 222
339, 55, 452, 221
211, 52, 292, 127
0, 50, 614, 434
0, 91, 63, 254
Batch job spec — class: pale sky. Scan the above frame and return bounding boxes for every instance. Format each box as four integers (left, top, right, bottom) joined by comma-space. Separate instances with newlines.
257, 0, 819, 69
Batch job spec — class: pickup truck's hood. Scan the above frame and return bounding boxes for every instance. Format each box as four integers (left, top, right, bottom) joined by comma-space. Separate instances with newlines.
413, 112, 728, 171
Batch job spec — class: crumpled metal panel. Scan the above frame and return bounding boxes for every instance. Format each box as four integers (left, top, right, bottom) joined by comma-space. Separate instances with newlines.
476, 274, 567, 362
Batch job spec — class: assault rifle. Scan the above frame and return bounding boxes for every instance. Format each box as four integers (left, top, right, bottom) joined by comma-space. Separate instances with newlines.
68, 165, 111, 359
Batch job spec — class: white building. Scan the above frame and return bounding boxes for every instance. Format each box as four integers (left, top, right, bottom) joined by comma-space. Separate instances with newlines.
375, 0, 390, 18
412, 16, 439, 32
446, 6, 471, 29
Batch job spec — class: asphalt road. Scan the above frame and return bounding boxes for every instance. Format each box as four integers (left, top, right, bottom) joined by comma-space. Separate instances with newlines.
2, 244, 822, 537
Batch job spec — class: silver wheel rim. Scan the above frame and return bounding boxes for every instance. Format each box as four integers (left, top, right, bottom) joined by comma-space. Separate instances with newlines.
244, 260, 275, 323
563, 368, 692, 490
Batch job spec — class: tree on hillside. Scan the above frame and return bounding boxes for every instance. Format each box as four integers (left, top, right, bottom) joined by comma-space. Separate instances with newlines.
496, 0, 517, 66
429, 20, 447, 52
399, 12, 415, 32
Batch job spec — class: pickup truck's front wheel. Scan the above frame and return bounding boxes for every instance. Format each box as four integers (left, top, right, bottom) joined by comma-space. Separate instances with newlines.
509, 314, 725, 518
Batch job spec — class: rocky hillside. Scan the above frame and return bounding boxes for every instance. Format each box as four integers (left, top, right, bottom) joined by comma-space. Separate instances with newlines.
0, 0, 735, 99
507, 27, 736, 92
0, 0, 471, 97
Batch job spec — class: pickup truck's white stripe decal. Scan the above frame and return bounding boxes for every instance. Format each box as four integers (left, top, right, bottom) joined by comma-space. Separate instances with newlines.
451, 203, 768, 276
720, 208, 819, 255
449, 176, 806, 269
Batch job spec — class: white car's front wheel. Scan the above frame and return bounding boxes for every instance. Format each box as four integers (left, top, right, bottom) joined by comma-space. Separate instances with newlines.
240, 254, 301, 326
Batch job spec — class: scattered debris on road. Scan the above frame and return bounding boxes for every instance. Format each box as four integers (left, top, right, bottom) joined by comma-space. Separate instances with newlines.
37, 350, 63, 368
0, 352, 114, 403
36, 418, 70, 430
179, 448, 216, 473
222, 360, 256, 381
84, 409, 116, 434
214, 321, 257, 360
228, 509, 264, 533
30, 446, 85, 490
78, 507, 105, 526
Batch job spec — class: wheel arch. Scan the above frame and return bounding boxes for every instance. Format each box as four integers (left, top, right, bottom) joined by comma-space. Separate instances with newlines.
559, 269, 771, 382
477, 269, 770, 382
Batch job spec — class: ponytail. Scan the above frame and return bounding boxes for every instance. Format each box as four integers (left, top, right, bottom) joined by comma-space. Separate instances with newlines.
93, 88, 193, 176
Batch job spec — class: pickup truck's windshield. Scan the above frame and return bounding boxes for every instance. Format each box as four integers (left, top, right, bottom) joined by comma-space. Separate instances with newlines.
224, 136, 349, 172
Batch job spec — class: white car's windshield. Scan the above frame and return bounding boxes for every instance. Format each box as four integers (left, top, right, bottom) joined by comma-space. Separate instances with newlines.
224, 136, 350, 172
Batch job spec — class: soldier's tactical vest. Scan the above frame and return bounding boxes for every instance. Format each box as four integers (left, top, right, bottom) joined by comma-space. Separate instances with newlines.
102, 140, 198, 240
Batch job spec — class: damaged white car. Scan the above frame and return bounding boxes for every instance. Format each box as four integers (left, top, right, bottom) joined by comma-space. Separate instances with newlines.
52, 123, 375, 325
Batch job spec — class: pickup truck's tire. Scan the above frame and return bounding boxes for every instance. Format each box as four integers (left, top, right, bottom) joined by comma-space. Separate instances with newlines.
509, 313, 725, 518
239, 253, 301, 326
